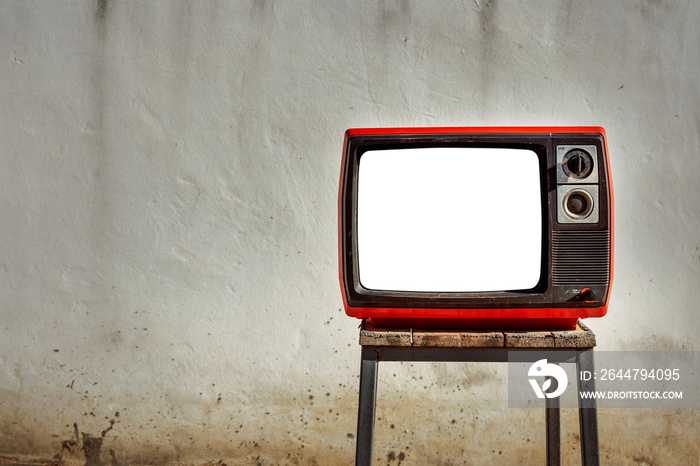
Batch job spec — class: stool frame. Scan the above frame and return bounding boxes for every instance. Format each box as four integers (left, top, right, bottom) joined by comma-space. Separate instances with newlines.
355, 327, 599, 466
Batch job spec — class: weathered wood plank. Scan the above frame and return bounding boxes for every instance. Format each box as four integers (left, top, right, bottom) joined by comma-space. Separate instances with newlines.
359, 320, 595, 349
412, 329, 504, 348
504, 330, 555, 348
359, 322, 412, 346
553, 321, 596, 349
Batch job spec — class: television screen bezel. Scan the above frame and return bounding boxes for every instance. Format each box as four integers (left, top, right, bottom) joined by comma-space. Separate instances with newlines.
346, 138, 551, 304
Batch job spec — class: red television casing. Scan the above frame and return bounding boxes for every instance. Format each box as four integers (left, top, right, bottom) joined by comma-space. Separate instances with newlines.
338, 127, 613, 329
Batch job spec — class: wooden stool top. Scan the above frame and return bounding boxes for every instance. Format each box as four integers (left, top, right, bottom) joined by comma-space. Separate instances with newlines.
359, 320, 596, 349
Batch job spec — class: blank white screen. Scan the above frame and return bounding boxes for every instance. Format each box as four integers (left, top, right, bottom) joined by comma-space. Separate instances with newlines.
357, 147, 542, 292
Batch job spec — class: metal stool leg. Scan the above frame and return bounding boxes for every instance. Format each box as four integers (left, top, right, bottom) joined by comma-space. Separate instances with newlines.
356, 348, 378, 466
577, 349, 599, 466
546, 387, 561, 466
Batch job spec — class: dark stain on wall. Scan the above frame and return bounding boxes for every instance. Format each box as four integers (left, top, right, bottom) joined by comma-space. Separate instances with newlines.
378, 0, 412, 30
387, 449, 407, 465
82, 434, 104, 466
1, 404, 698, 464
95, 0, 109, 24
55, 420, 116, 466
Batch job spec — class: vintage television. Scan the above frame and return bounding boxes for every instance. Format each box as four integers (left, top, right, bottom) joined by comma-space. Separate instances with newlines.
338, 127, 613, 329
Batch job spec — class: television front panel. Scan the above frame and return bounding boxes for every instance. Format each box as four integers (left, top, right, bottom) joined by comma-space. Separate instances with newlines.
339, 127, 613, 329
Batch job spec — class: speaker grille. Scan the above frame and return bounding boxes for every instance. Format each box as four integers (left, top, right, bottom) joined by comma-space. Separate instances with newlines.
552, 231, 610, 285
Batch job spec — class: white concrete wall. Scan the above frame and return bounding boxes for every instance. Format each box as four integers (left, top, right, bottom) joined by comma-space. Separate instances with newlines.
0, 1, 698, 464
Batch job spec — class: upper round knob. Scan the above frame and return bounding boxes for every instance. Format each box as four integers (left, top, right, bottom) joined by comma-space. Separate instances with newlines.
562, 149, 593, 179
